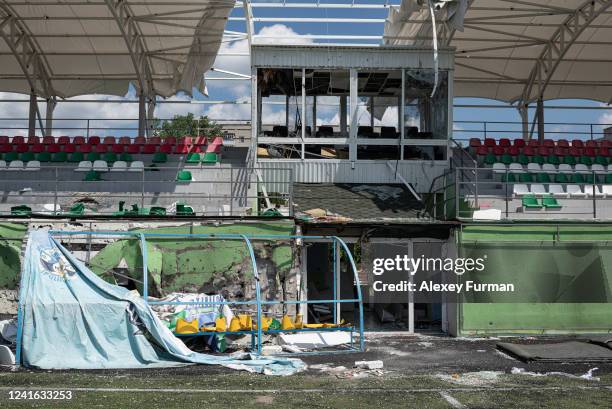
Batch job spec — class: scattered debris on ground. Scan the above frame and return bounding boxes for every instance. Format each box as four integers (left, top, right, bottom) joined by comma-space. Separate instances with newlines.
436, 371, 503, 386
511, 367, 600, 381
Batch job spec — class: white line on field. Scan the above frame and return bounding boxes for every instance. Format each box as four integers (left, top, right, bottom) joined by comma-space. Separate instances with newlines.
439, 391, 466, 409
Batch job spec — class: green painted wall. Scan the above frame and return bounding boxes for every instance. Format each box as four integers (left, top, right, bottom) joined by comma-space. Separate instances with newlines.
89, 222, 296, 296
0, 223, 27, 289
458, 225, 612, 335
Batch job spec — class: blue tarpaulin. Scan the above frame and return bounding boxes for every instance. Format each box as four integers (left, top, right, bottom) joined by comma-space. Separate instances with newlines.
17, 230, 305, 375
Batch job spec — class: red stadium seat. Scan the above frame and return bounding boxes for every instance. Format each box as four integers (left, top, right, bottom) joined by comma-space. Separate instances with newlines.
47, 144, 61, 153
111, 144, 124, 154
164, 136, 177, 145
95, 144, 108, 153
73, 136, 85, 145
585, 140, 598, 148
149, 136, 161, 145
88, 136, 101, 145
31, 144, 45, 153
542, 139, 555, 148
57, 136, 70, 145
0, 136, 8, 144
126, 144, 140, 154
527, 139, 539, 148
190, 145, 202, 153
174, 144, 190, 154
476, 146, 488, 156
159, 144, 173, 154
553, 146, 568, 156
568, 147, 581, 157
469, 138, 481, 148
206, 144, 222, 154
600, 140, 612, 149
523, 146, 535, 156
178, 136, 193, 145
193, 136, 207, 146
27, 136, 40, 144
63, 144, 76, 153
571, 139, 584, 149
513, 139, 526, 148
508, 146, 519, 156
142, 144, 157, 154
103, 136, 116, 145
584, 147, 596, 157
498, 138, 511, 148
42, 136, 55, 145
12, 136, 25, 144
597, 147, 610, 157
16, 144, 28, 153
133, 136, 146, 145
492, 146, 504, 156
537, 146, 550, 156
211, 137, 224, 146
556, 139, 569, 148
483, 138, 495, 148
0, 144, 12, 153
118, 136, 131, 145
78, 144, 92, 153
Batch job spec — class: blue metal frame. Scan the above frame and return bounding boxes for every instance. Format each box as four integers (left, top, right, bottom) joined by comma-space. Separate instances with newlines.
15, 230, 365, 359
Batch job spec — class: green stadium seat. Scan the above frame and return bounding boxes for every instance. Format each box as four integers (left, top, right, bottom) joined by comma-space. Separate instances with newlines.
104, 152, 117, 163
68, 152, 84, 163
67, 203, 85, 217
517, 154, 529, 166
4, 152, 17, 162
152, 152, 167, 163
542, 195, 562, 209
522, 194, 541, 209
501, 173, 517, 183
518, 173, 533, 183
562, 155, 576, 166
554, 173, 569, 184
36, 152, 51, 162
483, 153, 496, 165
51, 152, 67, 162
176, 170, 192, 182
150, 207, 166, 216
578, 156, 592, 166
530, 155, 545, 165
119, 153, 133, 162
185, 152, 201, 164
202, 152, 218, 165
570, 173, 585, 184
11, 205, 32, 216
20, 152, 34, 162
176, 203, 195, 216
84, 170, 102, 181
86, 152, 100, 162
594, 156, 608, 166
545, 155, 560, 166
584, 173, 595, 184
500, 153, 513, 165
536, 173, 551, 183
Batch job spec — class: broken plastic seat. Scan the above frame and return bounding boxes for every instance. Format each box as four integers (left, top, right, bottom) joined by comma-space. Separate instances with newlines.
11, 205, 32, 216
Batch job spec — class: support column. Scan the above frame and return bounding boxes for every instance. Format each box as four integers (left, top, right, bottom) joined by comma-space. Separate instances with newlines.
340, 96, 347, 137
45, 97, 56, 137
28, 93, 37, 137
537, 97, 545, 142
519, 105, 529, 141
312, 96, 316, 136
138, 94, 146, 137
301, 68, 306, 159
370, 97, 375, 129
285, 95, 289, 130
349, 69, 358, 162
147, 98, 156, 137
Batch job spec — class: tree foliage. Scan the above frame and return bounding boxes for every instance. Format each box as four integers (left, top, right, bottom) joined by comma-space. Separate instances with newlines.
154, 113, 222, 138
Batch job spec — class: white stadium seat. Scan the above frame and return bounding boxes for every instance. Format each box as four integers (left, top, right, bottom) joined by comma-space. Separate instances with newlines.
530, 184, 546, 195
548, 184, 568, 197
602, 185, 612, 198
585, 185, 604, 197
591, 164, 606, 175
0, 160, 6, 169
566, 184, 586, 197
111, 161, 129, 171
129, 161, 145, 172
508, 163, 525, 174
513, 184, 529, 196
8, 160, 24, 170
558, 164, 573, 174
492, 162, 506, 174
75, 161, 92, 172
25, 161, 41, 171
541, 163, 556, 173
92, 160, 108, 172
526, 163, 541, 173
574, 164, 589, 174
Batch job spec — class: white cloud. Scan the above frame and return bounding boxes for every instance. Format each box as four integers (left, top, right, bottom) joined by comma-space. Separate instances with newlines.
599, 112, 612, 126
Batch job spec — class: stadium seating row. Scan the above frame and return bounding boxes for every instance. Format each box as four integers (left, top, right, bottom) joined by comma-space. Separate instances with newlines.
492, 163, 611, 174
513, 183, 612, 198
0, 135, 220, 146
480, 151, 609, 167
470, 137, 612, 150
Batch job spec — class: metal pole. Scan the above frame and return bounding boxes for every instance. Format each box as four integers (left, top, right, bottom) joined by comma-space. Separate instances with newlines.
141, 168, 145, 209
593, 171, 597, 219
229, 167, 234, 216
537, 97, 545, 142
86, 119, 90, 139
505, 168, 509, 218
54, 167, 58, 215
139, 233, 149, 303
240, 234, 262, 355
28, 93, 37, 136
138, 94, 146, 137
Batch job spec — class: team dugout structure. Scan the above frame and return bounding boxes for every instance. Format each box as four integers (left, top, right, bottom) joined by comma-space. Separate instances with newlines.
29, 230, 366, 356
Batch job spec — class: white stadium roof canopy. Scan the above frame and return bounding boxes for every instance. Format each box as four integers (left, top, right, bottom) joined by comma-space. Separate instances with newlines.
0, 0, 234, 99
384, 0, 612, 105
